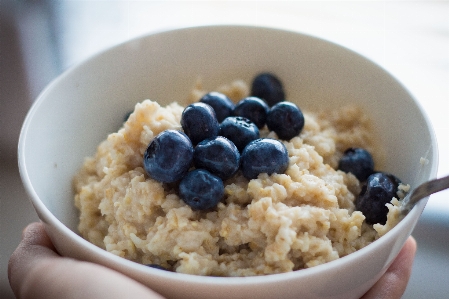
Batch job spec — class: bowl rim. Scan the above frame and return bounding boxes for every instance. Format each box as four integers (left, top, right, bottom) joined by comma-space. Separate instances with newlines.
17, 24, 439, 285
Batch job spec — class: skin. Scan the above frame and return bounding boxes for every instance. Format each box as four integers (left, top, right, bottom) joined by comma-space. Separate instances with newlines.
9, 222, 417, 299
361, 236, 417, 299
8, 223, 164, 299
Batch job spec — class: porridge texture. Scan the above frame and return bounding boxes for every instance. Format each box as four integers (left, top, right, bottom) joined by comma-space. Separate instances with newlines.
74, 79, 403, 276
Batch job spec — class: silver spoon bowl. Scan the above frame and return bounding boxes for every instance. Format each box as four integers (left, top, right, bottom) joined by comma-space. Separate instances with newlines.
400, 174, 449, 215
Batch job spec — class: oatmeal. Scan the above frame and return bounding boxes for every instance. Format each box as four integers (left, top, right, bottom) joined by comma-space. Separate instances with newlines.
73, 78, 404, 276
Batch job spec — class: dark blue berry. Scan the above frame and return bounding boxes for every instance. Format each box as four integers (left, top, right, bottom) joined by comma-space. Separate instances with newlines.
233, 97, 269, 129
241, 138, 289, 180
338, 148, 374, 181
143, 130, 193, 183
179, 169, 224, 210
356, 172, 401, 225
146, 264, 168, 271
251, 73, 285, 107
181, 102, 219, 145
383, 172, 402, 188
200, 92, 235, 122
219, 116, 260, 152
266, 101, 304, 140
193, 136, 240, 180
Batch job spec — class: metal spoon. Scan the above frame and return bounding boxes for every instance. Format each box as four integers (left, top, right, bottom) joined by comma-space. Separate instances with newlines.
400, 174, 449, 215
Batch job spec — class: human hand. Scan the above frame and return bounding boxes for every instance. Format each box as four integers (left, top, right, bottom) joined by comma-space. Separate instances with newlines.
8, 222, 416, 299
8, 222, 165, 299
361, 235, 417, 299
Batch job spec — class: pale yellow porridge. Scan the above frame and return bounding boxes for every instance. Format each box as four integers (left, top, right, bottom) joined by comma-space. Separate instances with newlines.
73, 79, 404, 276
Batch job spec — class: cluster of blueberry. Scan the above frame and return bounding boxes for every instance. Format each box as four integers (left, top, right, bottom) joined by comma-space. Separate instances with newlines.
141, 72, 402, 224
143, 73, 304, 211
338, 147, 402, 225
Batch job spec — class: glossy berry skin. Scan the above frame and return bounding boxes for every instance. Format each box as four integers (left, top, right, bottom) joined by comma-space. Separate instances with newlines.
143, 130, 193, 183
338, 148, 374, 181
356, 172, 400, 225
251, 72, 285, 107
181, 102, 219, 145
233, 97, 269, 129
219, 116, 260, 152
200, 92, 235, 122
241, 138, 289, 180
179, 169, 224, 210
193, 136, 240, 180
266, 101, 305, 140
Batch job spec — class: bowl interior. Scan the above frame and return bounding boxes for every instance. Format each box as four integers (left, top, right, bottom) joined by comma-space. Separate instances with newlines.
18, 25, 438, 299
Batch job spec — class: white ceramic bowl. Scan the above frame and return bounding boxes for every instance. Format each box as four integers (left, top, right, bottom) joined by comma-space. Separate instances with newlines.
18, 25, 438, 299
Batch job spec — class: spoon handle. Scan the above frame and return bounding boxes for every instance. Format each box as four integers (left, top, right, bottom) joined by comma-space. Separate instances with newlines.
401, 175, 449, 215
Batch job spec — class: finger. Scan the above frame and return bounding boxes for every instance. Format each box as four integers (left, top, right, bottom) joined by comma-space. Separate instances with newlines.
20, 221, 57, 251
8, 222, 60, 298
361, 236, 417, 299
9, 222, 165, 299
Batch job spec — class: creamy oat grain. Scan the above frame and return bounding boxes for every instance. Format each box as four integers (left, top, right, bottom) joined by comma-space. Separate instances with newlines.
74, 80, 403, 276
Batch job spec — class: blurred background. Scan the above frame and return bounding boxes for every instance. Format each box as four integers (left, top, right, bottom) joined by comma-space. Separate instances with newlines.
1, 1, 448, 298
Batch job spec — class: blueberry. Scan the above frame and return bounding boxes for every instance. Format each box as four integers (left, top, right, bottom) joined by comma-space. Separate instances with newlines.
251, 72, 285, 106
146, 264, 168, 271
179, 169, 224, 210
356, 172, 401, 225
266, 101, 304, 140
382, 172, 402, 187
233, 97, 269, 129
241, 138, 289, 180
200, 92, 235, 122
143, 130, 193, 183
219, 116, 260, 152
194, 136, 240, 180
181, 102, 219, 145
338, 148, 374, 181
